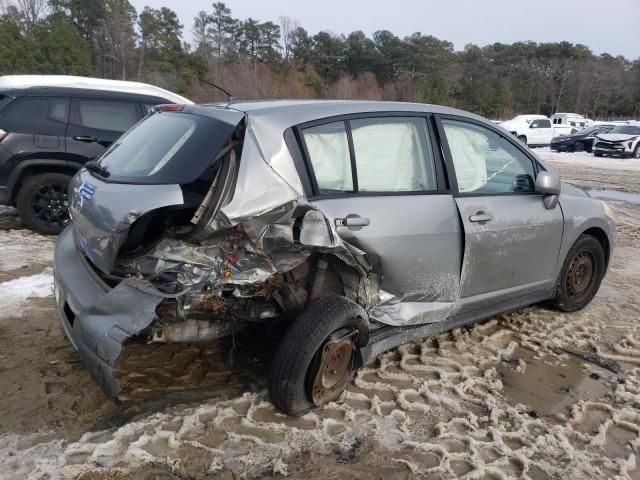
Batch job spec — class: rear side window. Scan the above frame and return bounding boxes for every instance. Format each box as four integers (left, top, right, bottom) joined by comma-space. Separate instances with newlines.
301, 116, 437, 195
77, 99, 138, 132
0, 94, 13, 111
0, 96, 68, 132
96, 111, 240, 184
300, 122, 353, 193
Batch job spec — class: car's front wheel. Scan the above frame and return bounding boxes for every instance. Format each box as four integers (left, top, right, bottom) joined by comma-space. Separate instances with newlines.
549, 234, 606, 312
16, 172, 72, 235
574, 141, 585, 152
268, 296, 369, 416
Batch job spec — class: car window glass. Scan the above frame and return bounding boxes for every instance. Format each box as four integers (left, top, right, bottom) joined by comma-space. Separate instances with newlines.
302, 121, 353, 193
48, 98, 68, 123
350, 117, 436, 192
538, 119, 551, 128
0, 96, 51, 131
77, 100, 138, 132
442, 119, 536, 194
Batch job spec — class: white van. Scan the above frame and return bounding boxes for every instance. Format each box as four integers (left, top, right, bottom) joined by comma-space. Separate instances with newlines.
551, 113, 590, 130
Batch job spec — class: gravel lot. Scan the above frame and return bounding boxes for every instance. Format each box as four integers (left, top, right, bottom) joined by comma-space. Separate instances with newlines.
0, 149, 639, 479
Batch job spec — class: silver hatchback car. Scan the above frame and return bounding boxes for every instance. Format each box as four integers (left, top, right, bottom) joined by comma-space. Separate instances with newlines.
53, 101, 615, 415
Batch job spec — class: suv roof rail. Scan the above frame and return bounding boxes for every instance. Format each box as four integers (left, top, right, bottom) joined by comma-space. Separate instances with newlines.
0, 75, 193, 105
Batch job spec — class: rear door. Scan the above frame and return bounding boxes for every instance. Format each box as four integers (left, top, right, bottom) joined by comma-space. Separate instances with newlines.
299, 114, 462, 326
66, 98, 141, 164
436, 116, 564, 312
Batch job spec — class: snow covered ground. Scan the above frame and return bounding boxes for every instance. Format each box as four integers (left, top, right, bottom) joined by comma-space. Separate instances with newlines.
0, 151, 639, 479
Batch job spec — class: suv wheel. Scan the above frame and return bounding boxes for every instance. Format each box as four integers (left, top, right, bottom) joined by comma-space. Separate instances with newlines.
268, 296, 369, 416
517, 135, 527, 144
548, 234, 605, 312
16, 172, 72, 235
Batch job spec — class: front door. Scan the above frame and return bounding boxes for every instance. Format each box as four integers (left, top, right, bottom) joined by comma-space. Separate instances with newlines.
437, 116, 564, 311
66, 98, 141, 164
300, 115, 462, 326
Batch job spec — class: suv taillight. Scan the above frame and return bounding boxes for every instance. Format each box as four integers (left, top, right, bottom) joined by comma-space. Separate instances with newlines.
0, 129, 7, 142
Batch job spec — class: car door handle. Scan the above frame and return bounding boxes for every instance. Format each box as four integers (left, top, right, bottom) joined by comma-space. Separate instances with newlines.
73, 135, 99, 143
469, 212, 493, 223
335, 215, 370, 229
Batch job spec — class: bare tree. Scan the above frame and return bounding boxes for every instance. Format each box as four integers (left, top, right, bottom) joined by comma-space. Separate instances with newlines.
278, 15, 298, 60
17, 0, 47, 30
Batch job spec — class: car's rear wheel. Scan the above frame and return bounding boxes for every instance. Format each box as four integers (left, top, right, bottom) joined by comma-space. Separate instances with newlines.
633, 144, 640, 159
16, 172, 72, 235
517, 135, 527, 144
574, 141, 584, 152
549, 234, 605, 312
268, 296, 368, 416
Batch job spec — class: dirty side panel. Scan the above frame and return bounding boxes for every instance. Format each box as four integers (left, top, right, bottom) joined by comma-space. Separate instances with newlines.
312, 194, 463, 326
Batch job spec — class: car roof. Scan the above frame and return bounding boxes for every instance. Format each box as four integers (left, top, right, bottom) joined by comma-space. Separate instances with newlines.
0, 75, 192, 104
210, 99, 491, 130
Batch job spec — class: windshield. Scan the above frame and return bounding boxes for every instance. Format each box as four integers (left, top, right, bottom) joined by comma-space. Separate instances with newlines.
96, 111, 240, 184
608, 125, 640, 135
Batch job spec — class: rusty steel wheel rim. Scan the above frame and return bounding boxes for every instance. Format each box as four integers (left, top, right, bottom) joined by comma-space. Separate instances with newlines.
566, 250, 596, 302
310, 331, 356, 407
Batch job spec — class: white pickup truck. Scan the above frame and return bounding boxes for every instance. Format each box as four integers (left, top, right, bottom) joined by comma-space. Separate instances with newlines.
500, 114, 583, 147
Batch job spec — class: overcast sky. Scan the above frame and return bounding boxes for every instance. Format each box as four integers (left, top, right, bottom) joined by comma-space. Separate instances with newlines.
130, 0, 640, 59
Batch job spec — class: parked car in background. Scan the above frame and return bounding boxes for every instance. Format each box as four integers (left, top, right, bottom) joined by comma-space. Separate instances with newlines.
550, 124, 615, 152
500, 115, 555, 146
0, 75, 192, 234
53, 100, 616, 415
592, 124, 640, 158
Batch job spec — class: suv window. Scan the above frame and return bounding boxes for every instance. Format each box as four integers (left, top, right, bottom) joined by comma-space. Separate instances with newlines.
77, 99, 138, 132
442, 119, 536, 194
0, 96, 68, 132
301, 116, 437, 194
531, 119, 551, 128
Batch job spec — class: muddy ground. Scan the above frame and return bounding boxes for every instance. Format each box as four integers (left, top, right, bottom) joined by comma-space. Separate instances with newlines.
1, 149, 639, 479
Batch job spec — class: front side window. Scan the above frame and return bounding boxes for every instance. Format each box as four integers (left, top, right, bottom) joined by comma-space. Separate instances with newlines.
301, 116, 437, 195
77, 99, 138, 132
442, 119, 536, 194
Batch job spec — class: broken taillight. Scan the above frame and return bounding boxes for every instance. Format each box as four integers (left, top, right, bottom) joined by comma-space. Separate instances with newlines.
158, 103, 185, 112
0, 129, 7, 142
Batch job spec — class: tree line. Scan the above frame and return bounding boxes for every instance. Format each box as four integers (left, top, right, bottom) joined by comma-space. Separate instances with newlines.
1, 0, 638, 119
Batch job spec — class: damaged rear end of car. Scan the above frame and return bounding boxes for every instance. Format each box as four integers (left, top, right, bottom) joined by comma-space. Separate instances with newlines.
54, 104, 377, 399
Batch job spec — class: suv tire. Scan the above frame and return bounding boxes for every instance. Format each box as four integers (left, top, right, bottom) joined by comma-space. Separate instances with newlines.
548, 234, 605, 312
268, 296, 369, 416
16, 172, 73, 235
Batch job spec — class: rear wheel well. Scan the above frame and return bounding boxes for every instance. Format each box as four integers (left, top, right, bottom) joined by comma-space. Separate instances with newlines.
583, 227, 610, 268
11, 164, 79, 204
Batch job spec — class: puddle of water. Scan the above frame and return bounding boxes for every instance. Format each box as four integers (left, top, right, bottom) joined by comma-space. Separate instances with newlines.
587, 188, 640, 204
497, 347, 611, 415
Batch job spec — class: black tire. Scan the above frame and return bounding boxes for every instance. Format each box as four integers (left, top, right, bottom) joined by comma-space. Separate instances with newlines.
574, 142, 584, 152
16, 172, 72, 235
594, 152, 604, 157
517, 135, 527, 144
549, 234, 605, 312
634, 144, 640, 159
268, 296, 369, 416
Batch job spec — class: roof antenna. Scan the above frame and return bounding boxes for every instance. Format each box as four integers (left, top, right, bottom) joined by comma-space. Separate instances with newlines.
198, 78, 236, 103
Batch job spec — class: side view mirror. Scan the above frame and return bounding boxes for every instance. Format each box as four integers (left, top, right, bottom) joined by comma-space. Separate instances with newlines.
535, 171, 561, 209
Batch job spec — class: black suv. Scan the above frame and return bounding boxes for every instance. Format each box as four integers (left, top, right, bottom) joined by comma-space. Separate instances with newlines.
0, 86, 182, 234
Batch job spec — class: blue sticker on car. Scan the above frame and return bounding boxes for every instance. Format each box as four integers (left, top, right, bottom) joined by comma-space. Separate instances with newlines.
79, 182, 97, 200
